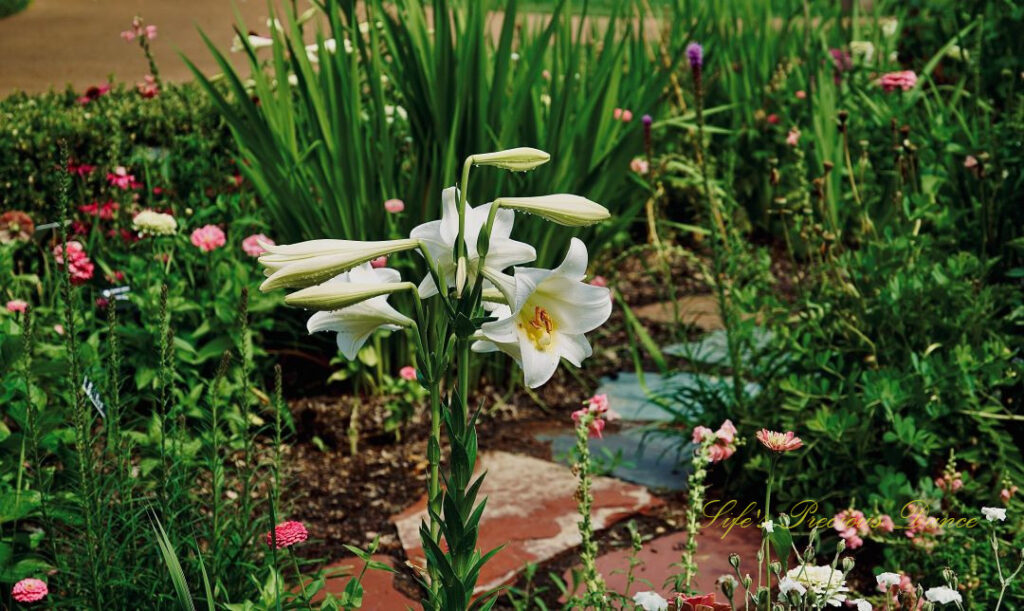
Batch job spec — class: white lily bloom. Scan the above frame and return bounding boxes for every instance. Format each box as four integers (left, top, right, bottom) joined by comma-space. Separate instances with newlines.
409, 187, 535, 301
631, 591, 668, 611
472, 238, 611, 388
259, 238, 419, 291
497, 194, 610, 227
306, 264, 413, 360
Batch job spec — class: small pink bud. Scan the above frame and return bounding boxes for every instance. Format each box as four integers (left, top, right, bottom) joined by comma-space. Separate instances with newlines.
384, 198, 405, 214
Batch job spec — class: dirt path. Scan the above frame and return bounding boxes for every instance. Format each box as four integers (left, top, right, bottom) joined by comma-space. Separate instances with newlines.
0, 0, 274, 96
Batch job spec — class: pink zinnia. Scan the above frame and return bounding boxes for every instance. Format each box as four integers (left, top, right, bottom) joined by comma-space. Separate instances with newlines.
399, 366, 417, 381
6, 299, 28, 313
242, 233, 273, 257
190, 225, 226, 252
53, 241, 95, 284
880, 70, 917, 92
265, 521, 308, 549
384, 198, 405, 214
12, 578, 48, 603
370, 255, 388, 268
756, 429, 803, 452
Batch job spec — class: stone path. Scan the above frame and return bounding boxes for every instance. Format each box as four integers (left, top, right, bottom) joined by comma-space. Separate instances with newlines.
390, 451, 662, 594
317, 554, 418, 610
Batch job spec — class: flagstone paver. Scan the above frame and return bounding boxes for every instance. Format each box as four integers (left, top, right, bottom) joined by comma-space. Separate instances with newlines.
562, 523, 763, 602
316, 554, 418, 610
632, 294, 723, 329
390, 450, 663, 593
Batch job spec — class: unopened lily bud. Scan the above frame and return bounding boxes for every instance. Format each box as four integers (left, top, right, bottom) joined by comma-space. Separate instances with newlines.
284, 281, 414, 311
455, 256, 468, 297
496, 194, 610, 226
836, 539, 846, 554
471, 147, 550, 172
842, 557, 855, 573
259, 238, 419, 291
743, 574, 752, 589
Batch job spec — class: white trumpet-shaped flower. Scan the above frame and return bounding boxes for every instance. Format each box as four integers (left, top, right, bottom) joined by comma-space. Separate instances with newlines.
259, 238, 419, 291
305, 264, 413, 360
472, 238, 611, 388
496, 194, 610, 227
410, 187, 535, 301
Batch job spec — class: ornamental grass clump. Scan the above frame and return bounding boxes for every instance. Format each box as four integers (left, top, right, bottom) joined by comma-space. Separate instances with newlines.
259, 147, 612, 609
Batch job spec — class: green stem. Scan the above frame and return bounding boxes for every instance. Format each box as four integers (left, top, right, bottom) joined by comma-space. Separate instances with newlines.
289, 551, 313, 611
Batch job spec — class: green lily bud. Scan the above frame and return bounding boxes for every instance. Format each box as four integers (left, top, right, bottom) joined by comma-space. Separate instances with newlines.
471, 147, 550, 171
496, 194, 610, 227
259, 238, 420, 291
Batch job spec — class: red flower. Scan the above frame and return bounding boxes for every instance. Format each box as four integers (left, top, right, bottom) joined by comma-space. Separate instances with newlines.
265, 521, 308, 549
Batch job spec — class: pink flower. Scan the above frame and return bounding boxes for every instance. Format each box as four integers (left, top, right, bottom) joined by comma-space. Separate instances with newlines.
795, 90, 807, 99
120, 30, 136, 42
692, 425, 714, 444
621, 109, 633, 122
67, 160, 97, 176
53, 241, 95, 284
384, 198, 405, 214
145, 25, 157, 39
1001, 486, 1018, 504
589, 275, 607, 287
190, 225, 226, 252
137, 75, 159, 98
54, 324, 65, 336
964, 155, 978, 169
399, 366, 417, 381
876, 514, 895, 533
12, 578, 48, 603
786, 128, 801, 147
834, 509, 870, 546
587, 394, 609, 413
106, 166, 139, 190
693, 420, 738, 463
265, 520, 308, 549
96, 297, 109, 308
715, 419, 737, 444
844, 534, 864, 549
630, 157, 649, 175
6, 299, 28, 313
766, 113, 780, 125
542, 69, 551, 81
613, 108, 623, 119
370, 255, 388, 268
756, 429, 803, 452
707, 443, 736, 462
880, 70, 917, 92
242, 233, 273, 257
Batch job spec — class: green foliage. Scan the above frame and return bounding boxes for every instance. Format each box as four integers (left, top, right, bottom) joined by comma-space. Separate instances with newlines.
0, 0, 29, 19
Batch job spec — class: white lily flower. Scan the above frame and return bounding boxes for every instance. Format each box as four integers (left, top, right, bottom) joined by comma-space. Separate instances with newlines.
497, 194, 610, 227
409, 187, 535, 301
259, 238, 419, 291
306, 264, 413, 360
472, 238, 611, 388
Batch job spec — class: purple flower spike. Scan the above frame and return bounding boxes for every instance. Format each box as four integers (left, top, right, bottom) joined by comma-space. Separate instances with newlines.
686, 42, 704, 70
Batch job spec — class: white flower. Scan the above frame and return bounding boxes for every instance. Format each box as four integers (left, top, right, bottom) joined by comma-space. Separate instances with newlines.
876, 572, 902, 588
384, 104, 408, 125
880, 18, 899, 37
496, 194, 610, 227
779, 577, 807, 596
982, 506, 1007, 522
258, 238, 420, 291
132, 210, 177, 236
784, 565, 849, 606
473, 238, 611, 388
305, 264, 413, 360
409, 187, 535, 301
231, 34, 274, 53
305, 38, 340, 63
850, 40, 876, 64
851, 599, 871, 611
762, 520, 775, 533
924, 586, 963, 605
632, 591, 668, 611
